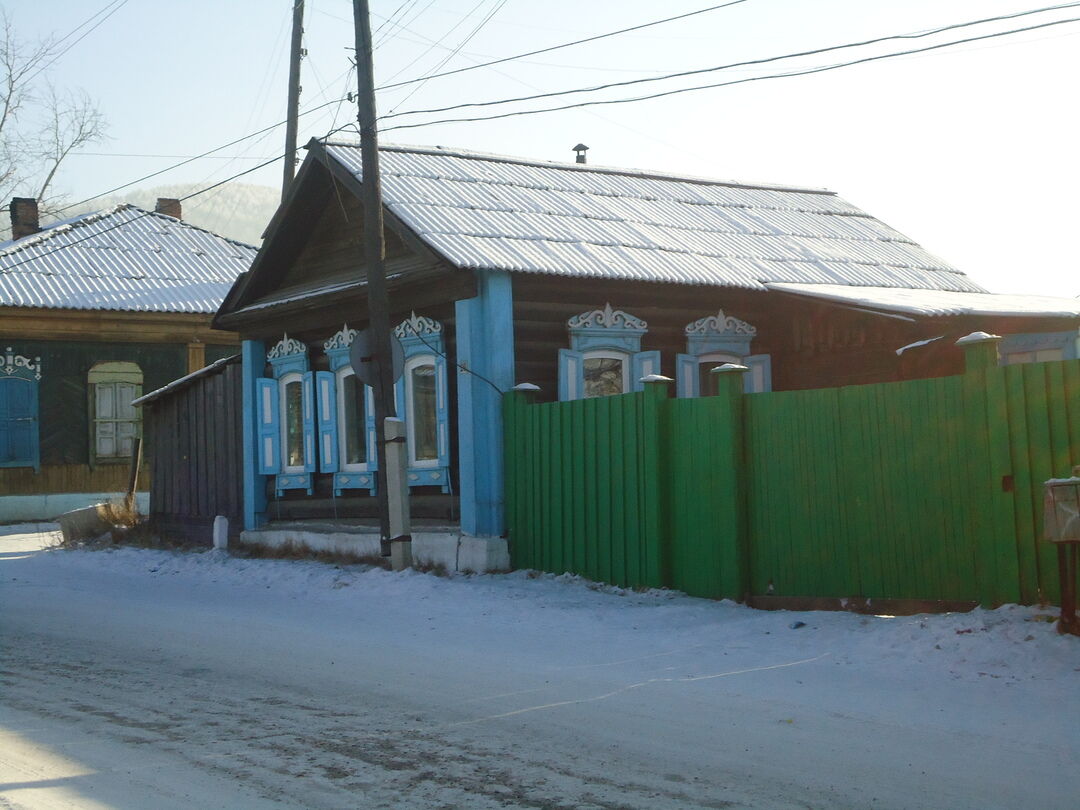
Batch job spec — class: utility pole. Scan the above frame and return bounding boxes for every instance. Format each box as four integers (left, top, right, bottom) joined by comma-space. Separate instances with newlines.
352, 0, 397, 549
282, 0, 305, 200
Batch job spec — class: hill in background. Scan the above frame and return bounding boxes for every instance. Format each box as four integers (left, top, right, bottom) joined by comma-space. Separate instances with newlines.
58, 182, 281, 246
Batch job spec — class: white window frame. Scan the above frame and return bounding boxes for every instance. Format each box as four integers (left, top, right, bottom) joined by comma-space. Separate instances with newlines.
582, 349, 631, 397
335, 367, 369, 472
88, 362, 142, 463
404, 353, 440, 469
279, 371, 305, 474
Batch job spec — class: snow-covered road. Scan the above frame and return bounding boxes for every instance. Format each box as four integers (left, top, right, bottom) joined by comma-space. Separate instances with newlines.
2, 524, 1078, 809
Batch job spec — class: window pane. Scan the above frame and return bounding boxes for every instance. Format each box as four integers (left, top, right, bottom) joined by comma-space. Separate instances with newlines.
1035, 348, 1064, 363
699, 364, 721, 397
583, 357, 623, 398
411, 363, 438, 462
342, 375, 366, 465
96, 384, 116, 418
116, 383, 137, 418
285, 380, 304, 467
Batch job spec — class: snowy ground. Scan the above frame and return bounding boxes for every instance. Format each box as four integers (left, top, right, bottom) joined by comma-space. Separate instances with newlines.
1, 524, 1078, 810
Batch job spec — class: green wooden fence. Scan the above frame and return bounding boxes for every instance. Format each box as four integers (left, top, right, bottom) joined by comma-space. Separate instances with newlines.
503, 337, 1080, 606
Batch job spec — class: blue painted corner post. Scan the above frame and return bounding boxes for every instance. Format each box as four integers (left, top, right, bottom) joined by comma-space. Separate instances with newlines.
241, 339, 268, 530
455, 270, 515, 537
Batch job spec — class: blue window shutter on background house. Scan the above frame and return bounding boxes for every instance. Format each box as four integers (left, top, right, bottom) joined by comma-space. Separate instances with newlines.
744, 354, 772, 393
434, 352, 450, 468
676, 353, 699, 398
631, 350, 661, 392
364, 385, 378, 472
302, 371, 317, 474
558, 349, 584, 401
0, 378, 39, 471
315, 371, 338, 473
255, 377, 280, 474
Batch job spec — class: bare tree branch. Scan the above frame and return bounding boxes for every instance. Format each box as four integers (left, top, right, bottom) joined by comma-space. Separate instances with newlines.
0, 9, 108, 231
35, 85, 105, 206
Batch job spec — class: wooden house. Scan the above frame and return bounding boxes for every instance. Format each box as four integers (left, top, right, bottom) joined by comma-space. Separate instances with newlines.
0, 198, 257, 520
212, 140, 1080, 569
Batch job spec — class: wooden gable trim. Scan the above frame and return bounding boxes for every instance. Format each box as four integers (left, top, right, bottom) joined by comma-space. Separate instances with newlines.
213, 153, 332, 327
0, 307, 239, 345
228, 267, 477, 339
309, 139, 448, 268
214, 139, 457, 332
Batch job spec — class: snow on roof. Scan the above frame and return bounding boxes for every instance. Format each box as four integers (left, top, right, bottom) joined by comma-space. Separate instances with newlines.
766, 283, 1080, 318
0, 204, 257, 313
133, 354, 239, 406
323, 141, 985, 293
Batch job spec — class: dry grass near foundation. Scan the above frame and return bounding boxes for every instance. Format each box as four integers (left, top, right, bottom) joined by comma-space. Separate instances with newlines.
233, 539, 392, 569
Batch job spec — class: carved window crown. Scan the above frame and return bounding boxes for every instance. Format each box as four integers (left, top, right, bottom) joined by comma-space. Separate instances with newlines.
2, 347, 41, 380
267, 333, 307, 360
567, 303, 647, 333
323, 324, 358, 352
683, 308, 757, 359
567, 303, 648, 354
394, 311, 443, 340
684, 309, 756, 338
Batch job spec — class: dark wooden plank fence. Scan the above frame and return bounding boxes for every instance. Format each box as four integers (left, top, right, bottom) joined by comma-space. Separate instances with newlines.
142, 359, 243, 544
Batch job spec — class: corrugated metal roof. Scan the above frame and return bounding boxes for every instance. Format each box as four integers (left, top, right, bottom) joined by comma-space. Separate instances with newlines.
0, 205, 257, 313
323, 142, 985, 293
766, 283, 1080, 318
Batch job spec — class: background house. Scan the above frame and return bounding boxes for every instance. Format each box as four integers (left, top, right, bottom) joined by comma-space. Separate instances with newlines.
0, 198, 257, 520
209, 140, 1080, 569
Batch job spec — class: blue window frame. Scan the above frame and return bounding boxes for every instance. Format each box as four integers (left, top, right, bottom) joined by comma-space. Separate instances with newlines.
394, 312, 451, 493
999, 330, 1079, 365
323, 325, 378, 496
0, 348, 41, 472
257, 334, 315, 496
558, 304, 659, 400
320, 317, 451, 496
675, 309, 771, 397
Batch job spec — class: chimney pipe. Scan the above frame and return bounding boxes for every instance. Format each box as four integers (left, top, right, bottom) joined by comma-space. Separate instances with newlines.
155, 197, 182, 219
10, 197, 40, 240
572, 143, 589, 164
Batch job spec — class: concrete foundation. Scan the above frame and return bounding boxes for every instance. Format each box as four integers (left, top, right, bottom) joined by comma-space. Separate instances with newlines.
239, 524, 510, 573
0, 492, 149, 523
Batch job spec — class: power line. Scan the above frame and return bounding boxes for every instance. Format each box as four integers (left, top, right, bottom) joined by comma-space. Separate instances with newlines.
379, 14, 1080, 132
24, 0, 131, 85
54, 97, 345, 214
381, 1, 1080, 121
386, 0, 511, 113
2, 124, 354, 274
375, 0, 751, 92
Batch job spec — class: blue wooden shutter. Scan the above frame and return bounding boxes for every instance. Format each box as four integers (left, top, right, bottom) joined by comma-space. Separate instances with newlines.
558, 349, 583, 401
364, 385, 378, 471
676, 353, 698, 398
434, 352, 450, 468
302, 371, 317, 474
0, 379, 39, 471
744, 353, 772, 393
255, 377, 280, 474
315, 371, 338, 473
631, 350, 661, 392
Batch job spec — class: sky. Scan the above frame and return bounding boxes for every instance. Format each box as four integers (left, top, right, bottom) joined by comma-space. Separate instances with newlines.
8, 0, 1080, 296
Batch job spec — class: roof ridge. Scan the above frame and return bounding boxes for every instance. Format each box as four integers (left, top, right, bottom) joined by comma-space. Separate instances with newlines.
0, 203, 259, 260
322, 139, 837, 196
